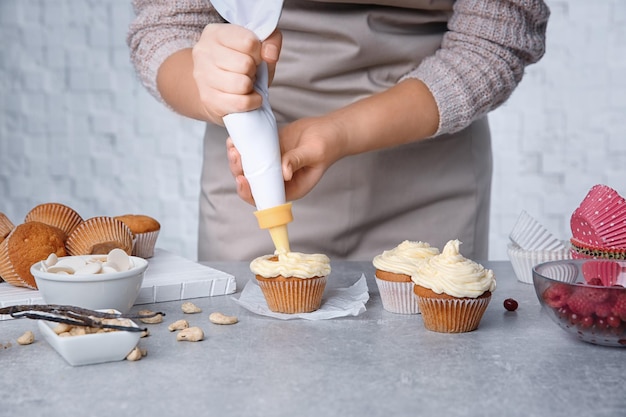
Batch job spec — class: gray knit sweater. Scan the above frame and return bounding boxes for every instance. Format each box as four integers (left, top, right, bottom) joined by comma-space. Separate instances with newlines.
127, 0, 549, 135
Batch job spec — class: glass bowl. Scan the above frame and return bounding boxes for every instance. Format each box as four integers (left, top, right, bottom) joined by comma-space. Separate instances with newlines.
532, 259, 626, 347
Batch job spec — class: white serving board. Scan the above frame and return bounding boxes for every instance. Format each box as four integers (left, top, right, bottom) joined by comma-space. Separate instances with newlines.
0, 249, 236, 320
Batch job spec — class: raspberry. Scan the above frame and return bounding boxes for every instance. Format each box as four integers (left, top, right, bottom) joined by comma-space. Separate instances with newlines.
611, 293, 626, 320
579, 316, 594, 329
607, 316, 622, 328
543, 283, 572, 308
595, 301, 614, 318
575, 285, 610, 304
567, 291, 596, 316
587, 277, 603, 286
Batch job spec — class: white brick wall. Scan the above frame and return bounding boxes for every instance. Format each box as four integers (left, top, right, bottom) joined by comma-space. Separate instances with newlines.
1, 0, 625, 261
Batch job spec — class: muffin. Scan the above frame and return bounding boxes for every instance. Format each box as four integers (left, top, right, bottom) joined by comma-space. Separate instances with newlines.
411, 239, 496, 333
373, 240, 439, 314
0, 221, 67, 289
0, 212, 15, 242
250, 251, 331, 314
114, 214, 160, 258
24, 202, 83, 239
65, 216, 133, 256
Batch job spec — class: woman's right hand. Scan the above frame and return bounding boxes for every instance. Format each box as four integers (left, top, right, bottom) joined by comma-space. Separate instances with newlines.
192, 24, 282, 126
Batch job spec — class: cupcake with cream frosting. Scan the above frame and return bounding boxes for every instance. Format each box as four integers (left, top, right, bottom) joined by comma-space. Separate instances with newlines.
250, 251, 331, 314
411, 239, 495, 333
373, 240, 439, 314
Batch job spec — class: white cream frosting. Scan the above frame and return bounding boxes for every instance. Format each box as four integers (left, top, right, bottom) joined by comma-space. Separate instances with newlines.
373, 240, 440, 275
410, 240, 496, 298
250, 251, 331, 279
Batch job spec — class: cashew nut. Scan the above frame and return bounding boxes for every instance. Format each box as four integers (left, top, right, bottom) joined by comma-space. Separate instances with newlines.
126, 346, 147, 361
209, 312, 238, 325
176, 326, 204, 342
168, 319, 189, 332
53, 323, 73, 335
138, 309, 163, 324
181, 302, 202, 314
17, 331, 35, 345
126, 346, 143, 361
140, 329, 150, 338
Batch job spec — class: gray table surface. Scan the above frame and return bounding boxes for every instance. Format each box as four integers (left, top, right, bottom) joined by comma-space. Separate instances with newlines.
1, 260, 624, 417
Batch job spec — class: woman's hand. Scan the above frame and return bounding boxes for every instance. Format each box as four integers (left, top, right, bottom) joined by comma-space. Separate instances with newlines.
226, 115, 347, 205
191, 24, 282, 125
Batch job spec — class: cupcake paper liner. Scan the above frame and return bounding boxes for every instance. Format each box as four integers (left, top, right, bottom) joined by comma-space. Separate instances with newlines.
570, 185, 626, 249
256, 276, 327, 314
414, 291, 491, 333
65, 216, 133, 256
375, 278, 420, 314
509, 210, 565, 251
24, 202, 83, 238
581, 260, 625, 286
0, 213, 14, 241
507, 241, 572, 284
131, 230, 160, 258
570, 238, 626, 260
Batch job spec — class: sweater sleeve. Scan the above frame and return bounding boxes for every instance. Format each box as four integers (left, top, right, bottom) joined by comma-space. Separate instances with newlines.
401, 0, 550, 136
126, 0, 226, 103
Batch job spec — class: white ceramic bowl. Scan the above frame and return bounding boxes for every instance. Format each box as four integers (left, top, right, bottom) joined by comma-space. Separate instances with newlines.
38, 309, 141, 366
31, 255, 148, 313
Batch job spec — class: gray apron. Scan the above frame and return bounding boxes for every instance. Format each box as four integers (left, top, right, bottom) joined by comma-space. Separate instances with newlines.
198, 0, 492, 261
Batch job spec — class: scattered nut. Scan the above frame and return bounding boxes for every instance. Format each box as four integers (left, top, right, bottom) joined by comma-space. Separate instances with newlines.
168, 319, 189, 332
181, 302, 202, 314
53, 323, 73, 335
138, 309, 163, 324
140, 329, 150, 338
176, 326, 204, 342
126, 346, 143, 361
17, 331, 35, 345
209, 312, 238, 325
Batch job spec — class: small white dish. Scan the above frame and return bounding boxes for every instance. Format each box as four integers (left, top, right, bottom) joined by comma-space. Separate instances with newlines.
31, 255, 148, 313
38, 310, 141, 366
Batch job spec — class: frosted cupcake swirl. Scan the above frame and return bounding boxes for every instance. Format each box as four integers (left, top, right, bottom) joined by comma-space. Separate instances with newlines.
411, 240, 496, 298
250, 251, 331, 279
373, 240, 440, 275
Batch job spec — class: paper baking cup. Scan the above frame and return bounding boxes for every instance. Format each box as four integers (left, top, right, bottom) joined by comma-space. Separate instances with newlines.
413, 287, 491, 333
571, 185, 626, 248
375, 278, 420, 314
256, 275, 327, 314
509, 210, 565, 251
24, 203, 83, 238
0, 213, 15, 241
131, 230, 160, 258
570, 238, 626, 260
65, 217, 133, 256
581, 260, 625, 286
507, 241, 572, 284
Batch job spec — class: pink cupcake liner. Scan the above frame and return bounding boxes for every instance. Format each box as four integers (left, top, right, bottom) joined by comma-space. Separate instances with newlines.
571, 185, 626, 249
581, 260, 625, 286
375, 278, 420, 314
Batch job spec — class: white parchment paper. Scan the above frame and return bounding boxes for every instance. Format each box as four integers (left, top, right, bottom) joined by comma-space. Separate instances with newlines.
211, 0, 285, 211
231, 274, 370, 320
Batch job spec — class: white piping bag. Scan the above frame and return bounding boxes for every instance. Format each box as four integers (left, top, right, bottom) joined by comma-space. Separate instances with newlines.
211, 0, 292, 252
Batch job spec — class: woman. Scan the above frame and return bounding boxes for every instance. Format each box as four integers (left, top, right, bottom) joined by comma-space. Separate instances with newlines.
127, 0, 550, 261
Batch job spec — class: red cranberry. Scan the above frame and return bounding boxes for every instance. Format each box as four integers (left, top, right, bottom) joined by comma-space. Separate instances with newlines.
503, 298, 518, 311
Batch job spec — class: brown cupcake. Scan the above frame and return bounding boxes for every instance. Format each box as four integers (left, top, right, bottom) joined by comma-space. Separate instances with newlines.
251, 253, 331, 314
114, 214, 160, 258
65, 216, 133, 256
0, 212, 15, 242
0, 221, 67, 289
255, 274, 327, 314
24, 202, 83, 239
413, 285, 492, 333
